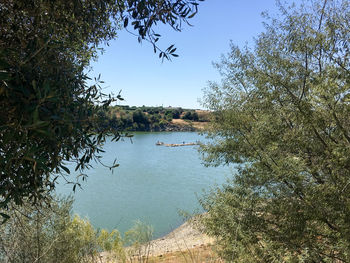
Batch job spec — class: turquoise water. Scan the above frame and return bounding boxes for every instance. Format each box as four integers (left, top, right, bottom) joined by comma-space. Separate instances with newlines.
56, 132, 232, 238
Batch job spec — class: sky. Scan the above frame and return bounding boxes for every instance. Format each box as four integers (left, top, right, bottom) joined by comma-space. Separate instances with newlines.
89, 0, 287, 109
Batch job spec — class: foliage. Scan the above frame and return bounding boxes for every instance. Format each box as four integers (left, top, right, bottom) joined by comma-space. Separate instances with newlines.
182, 111, 199, 121
200, 0, 350, 262
125, 220, 154, 263
117, 0, 205, 60
98, 228, 126, 262
105, 105, 206, 132
0, 196, 126, 263
0, 0, 204, 215
107, 106, 189, 131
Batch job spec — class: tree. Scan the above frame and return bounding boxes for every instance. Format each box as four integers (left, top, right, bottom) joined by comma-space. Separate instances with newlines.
132, 110, 149, 125
182, 111, 193, 120
172, 108, 182, 119
200, 0, 350, 261
182, 110, 198, 121
191, 111, 199, 121
0, 196, 126, 262
124, 220, 153, 263
0, 0, 204, 216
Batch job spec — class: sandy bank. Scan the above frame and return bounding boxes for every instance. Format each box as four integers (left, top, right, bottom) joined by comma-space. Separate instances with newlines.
147, 220, 214, 256
99, 219, 215, 262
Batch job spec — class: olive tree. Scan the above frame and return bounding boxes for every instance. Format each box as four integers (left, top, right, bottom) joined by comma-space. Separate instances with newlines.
0, 0, 204, 216
200, 0, 350, 261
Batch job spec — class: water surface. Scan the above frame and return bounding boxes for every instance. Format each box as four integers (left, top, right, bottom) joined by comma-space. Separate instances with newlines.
56, 132, 231, 238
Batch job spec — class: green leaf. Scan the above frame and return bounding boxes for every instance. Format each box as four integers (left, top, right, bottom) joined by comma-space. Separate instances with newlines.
60, 165, 70, 174
188, 12, 197, 18
124, 17, 128, 27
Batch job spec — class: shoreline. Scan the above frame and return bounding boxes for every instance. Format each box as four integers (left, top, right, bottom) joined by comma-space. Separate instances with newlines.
146, 219, 214, 257
100, 219, 215, 262
123, 120, 209, 133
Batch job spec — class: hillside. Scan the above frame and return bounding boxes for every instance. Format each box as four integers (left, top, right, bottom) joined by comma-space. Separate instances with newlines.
101, 106, 211, 132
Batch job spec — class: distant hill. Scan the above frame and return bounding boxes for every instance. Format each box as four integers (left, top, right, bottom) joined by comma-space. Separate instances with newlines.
99, 105, 210, 132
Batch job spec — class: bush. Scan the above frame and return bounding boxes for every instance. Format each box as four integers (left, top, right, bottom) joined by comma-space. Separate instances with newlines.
124, 221, 153, 263
0, 196, 125, 263
182, 111, 198, 121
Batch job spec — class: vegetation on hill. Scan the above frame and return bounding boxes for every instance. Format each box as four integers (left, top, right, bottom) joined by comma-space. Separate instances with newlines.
200, 0, 350, 262
99, 105, 209, 132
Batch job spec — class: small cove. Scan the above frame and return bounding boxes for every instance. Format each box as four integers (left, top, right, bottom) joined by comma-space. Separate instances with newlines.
56, 132, 232, 238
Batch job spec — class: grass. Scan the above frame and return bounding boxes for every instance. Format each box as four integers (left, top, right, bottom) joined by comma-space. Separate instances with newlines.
146, 244, 223, 263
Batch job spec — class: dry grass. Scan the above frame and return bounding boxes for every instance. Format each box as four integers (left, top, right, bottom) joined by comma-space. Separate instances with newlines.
99, 220, 221, 263
191, 122, 208, 130
170, 119, 209, 131
171, 119, 190, 126
147, 244, 222, 263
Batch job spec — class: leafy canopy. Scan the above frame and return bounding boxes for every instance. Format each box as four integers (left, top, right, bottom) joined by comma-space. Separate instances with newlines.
200, 0, 350, 262
0, 0, 204, 216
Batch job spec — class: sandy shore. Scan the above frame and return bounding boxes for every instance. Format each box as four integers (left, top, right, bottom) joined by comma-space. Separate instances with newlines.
99, 219, 215, 262
147, 220, 214, 256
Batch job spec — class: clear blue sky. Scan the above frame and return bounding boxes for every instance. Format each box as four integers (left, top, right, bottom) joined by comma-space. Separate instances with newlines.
89, 0, 288, 109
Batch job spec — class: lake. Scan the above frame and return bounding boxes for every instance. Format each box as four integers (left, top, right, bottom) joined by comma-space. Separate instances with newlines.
56, 132, 232, 238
